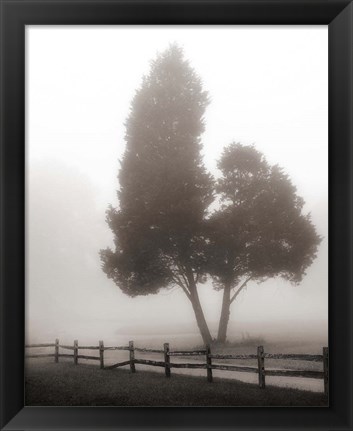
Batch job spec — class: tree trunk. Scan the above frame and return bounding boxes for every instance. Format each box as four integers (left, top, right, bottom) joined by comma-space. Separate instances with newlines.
217, 282, 231, 343
189, 289, 213, 345
185, 270, 213, 345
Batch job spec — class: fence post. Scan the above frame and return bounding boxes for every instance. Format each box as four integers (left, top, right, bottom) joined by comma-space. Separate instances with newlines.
164, 343, 171, 378
323, 347, 329, 396
257, 345, 265, 388
206, 344, 213, 382
74, 340, 78, 365
55, 338, 59, 363
129, 340, 136, 373
99, 340, 104, 369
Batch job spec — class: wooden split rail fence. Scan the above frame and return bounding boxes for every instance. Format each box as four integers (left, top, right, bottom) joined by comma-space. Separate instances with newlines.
25, 340, 329, 395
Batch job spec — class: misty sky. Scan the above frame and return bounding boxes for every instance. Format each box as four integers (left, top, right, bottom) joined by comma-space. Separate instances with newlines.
26, 26, 328, 346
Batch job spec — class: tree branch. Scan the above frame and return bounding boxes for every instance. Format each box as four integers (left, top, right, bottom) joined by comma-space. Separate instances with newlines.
230, 276, 252, 304
177, 264, 190, 288
171, 274, 192, 300
180, 283, 192, 301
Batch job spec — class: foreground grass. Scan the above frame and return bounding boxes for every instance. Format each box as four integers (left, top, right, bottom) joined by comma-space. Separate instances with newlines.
25, 360, 328, 407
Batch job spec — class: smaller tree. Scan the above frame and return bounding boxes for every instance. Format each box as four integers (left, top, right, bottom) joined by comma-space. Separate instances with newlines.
207, 143, 322, 343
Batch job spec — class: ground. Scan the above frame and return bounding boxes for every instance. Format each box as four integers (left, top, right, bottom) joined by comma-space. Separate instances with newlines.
25, 360, 328, 407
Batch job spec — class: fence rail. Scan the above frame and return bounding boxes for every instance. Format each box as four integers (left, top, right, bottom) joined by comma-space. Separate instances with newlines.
26, 343, 55, 348
135, 359, 166, 367
264, 353, 323, 362
105, 360, 132, 370
169, 350, 207, 356
103, 346, 130, 351
210, 353, 258, 360
134, 347, 164, 353
212, 364, 258, 373
25, 339, 329, 395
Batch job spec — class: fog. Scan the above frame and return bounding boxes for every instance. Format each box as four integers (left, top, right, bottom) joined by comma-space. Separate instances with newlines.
26, 26, 328, 350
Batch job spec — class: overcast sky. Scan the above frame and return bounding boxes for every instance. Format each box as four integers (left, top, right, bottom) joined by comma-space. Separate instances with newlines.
26, 26, 328, 347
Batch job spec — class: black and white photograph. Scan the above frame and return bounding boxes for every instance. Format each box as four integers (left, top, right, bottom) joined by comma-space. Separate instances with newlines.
25, 26, 328, 407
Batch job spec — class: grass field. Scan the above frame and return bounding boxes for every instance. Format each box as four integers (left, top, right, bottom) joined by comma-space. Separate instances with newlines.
25, 360, 328, 406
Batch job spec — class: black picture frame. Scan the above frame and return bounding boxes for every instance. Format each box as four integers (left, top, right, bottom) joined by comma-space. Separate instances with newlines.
1, 1, 352, 430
